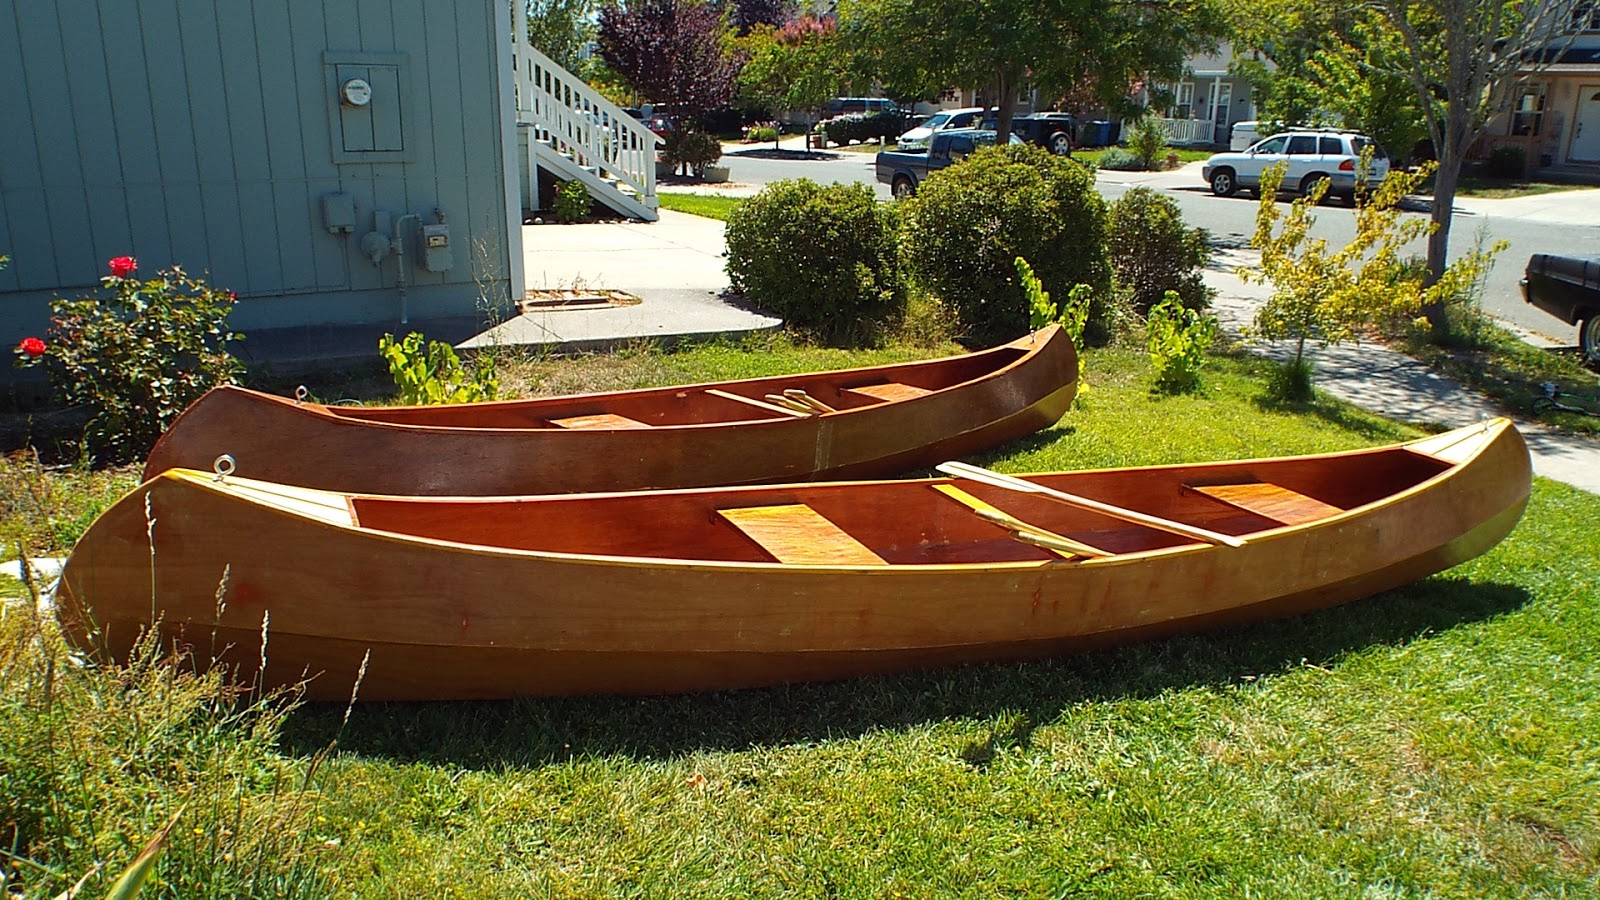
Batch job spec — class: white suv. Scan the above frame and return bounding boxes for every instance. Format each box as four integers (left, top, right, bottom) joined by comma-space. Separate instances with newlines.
1202, 130, 1390, 204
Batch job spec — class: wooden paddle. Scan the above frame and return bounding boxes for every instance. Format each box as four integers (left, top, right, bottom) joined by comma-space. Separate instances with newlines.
783, 389, 836, 413
936, 461, 1247, 548
931, 484, 1114, 559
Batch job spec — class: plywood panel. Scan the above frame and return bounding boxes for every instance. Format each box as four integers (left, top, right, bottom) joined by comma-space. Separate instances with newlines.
97, 4, 160, 186
0, 11, 43, 193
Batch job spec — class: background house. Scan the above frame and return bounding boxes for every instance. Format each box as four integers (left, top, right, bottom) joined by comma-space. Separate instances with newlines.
1134, 43, 1257, 148
1482, 3, 1600, 175
0, 0, 526, 373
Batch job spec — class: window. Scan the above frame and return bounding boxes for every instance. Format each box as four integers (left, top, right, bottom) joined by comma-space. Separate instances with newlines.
1511, 85, 1546, 135
1286, 135, 1317, 155
1319, 136, 1344, 154
1254, 136, 1288, 154
1570, 2, 1600, 32
1174, 82, 1195, 119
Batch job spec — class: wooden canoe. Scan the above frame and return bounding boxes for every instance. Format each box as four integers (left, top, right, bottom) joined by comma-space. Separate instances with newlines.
60, 419, 1529, 701
141, 326, 1078, 495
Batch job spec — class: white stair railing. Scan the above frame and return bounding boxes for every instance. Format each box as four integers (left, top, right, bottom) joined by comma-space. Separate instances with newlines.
511, 28, 659, 213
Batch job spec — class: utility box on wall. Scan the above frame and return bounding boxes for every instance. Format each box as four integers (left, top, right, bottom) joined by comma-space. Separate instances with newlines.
324, 51, 411, 164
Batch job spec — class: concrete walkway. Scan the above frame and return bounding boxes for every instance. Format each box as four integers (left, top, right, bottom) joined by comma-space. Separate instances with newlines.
1205, 247, 1600, 494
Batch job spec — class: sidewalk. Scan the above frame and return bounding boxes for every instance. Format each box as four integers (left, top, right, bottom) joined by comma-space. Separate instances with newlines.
1205, 247, 1600, 494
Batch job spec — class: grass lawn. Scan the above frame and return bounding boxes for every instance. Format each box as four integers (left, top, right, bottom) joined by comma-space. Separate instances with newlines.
4, 342, 1598, 898
657, 192, 744, 221
1404, 317, 1600, 437
1452, 177, 1592, 199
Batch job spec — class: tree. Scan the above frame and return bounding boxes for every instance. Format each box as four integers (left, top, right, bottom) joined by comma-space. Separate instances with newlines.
1229, 7, 1428, 160
721, 0, 793, 33
736, 15, 847, 143
1240, 160, 1501, 399
597, 0, 742, 127
1372, 0, 1574, 327
526, 0, 599, 72
837, 0, 1225, 139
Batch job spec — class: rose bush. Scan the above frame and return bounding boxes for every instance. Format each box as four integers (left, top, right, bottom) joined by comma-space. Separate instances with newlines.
15, 257, 244, 462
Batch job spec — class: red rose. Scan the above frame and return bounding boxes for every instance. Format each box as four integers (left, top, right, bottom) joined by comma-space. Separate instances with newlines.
108, 256, 137, 277
17, 337, 46, 358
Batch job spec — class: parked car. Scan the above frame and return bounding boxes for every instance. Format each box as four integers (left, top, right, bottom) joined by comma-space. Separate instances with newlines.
875, 129, 1021, 199
1010, 112, 1079, 155
1201, 129, 1390, 203
826, 97, 902, 117
643, 115, 675, 138
1521, 253, 1600, 368
897, 107, 987, 150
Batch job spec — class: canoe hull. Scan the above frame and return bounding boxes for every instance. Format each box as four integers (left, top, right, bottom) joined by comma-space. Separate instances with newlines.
60, 422, 1531, 701
142, 329, 1078, 495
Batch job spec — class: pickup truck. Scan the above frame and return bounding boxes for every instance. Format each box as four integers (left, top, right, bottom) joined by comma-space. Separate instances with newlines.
1010, 113, 1078, 155
875, 129, 1014, 199
1521, 253, 1600, 368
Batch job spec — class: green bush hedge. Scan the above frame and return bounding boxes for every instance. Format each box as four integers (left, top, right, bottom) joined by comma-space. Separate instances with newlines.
819, 111, 908, 146
725, 179, 904, 341
1096, 148, 1145, 170
899, 144, 1112, 346
1108, 187, 1213, 316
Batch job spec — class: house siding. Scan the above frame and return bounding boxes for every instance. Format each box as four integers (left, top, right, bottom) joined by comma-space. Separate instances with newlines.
0, 0, 514, 359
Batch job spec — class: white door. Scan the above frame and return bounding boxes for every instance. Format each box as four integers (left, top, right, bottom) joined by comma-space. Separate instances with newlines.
1571, 85, 1600, 162
1212, 83, 1233, 145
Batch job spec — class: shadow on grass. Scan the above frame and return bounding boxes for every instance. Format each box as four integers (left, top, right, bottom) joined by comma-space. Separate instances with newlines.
280, 576, 1529, 768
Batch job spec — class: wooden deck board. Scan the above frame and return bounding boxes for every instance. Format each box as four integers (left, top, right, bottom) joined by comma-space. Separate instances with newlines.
549, 413, 651, 430
845, 382, 933, 404
1190, 482, 1343, 526
717, 504, 888, 566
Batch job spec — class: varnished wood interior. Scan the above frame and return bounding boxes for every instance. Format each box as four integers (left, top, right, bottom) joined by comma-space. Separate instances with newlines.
347, 447, 1452, 564
321, 347, 1030, 428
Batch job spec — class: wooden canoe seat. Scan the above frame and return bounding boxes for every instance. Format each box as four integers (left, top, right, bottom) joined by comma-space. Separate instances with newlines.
549, 412, 651, 430
717, 504, 888, 566
1188, 482, 1344, 526
844, 382, 933, 404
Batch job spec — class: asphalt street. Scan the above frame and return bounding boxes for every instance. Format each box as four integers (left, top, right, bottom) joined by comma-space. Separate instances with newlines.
708, 139, 1600, 346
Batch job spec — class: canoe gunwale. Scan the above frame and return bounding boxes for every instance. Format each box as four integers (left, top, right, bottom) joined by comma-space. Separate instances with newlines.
214, 327, 1066, 436
166, 418, 1516, 575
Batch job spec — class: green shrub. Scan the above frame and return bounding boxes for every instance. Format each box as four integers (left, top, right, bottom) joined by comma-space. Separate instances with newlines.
1485, 145, 1526, 180
744, 124, 779, 143
1016, 257, 1089, 396
378, 331, 499, 404
1096, 147, 1145, 170
819, 111, 907, 146
1146, 290, 1218, 394
725, 179, 903, 341
1126, 119, 1169, 171
663, 130, 723, 177
1108, 187, 1214, 316
900, 144, 1111, 346
13, 258, 244, 464
553, 179, 591, 224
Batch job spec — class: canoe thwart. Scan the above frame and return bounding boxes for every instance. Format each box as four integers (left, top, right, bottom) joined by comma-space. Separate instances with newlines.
549, 412, 651, 430
704, 389, 812, 419
1184, 482, 1344, 526
716, 504, 888, 566
937, 461, 1247, 548
844, 382, 934, 404
931, 484, 1112, 559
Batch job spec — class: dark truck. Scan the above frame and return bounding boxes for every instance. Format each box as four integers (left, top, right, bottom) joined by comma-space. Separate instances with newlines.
1009, 112, 1078, 155
875, 129, 1013, 199
1521, 253, 1600, 368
